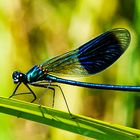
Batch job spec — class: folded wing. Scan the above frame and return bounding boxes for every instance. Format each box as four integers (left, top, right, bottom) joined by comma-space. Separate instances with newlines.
41, 28, 130, 76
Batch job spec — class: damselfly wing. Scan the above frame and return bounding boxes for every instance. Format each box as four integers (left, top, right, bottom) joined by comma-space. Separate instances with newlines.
10, 28, 140, 114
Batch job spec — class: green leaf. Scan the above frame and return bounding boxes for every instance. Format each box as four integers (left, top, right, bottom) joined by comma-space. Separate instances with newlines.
0, 96, 140, 139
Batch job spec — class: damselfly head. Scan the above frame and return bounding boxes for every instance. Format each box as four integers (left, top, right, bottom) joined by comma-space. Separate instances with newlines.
12, 71, 27, 84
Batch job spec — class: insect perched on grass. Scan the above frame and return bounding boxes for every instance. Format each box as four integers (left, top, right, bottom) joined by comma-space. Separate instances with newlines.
9, 28, 140, 114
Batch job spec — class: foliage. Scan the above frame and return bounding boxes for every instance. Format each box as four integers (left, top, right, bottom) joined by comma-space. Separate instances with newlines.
0, 97, 140, 140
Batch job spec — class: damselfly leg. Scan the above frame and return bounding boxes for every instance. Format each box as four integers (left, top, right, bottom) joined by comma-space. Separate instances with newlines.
9, 82, 37, 103
31, 82, 72, 115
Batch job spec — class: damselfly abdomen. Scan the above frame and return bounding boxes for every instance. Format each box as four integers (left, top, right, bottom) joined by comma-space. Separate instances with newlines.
10, 28, 140, 113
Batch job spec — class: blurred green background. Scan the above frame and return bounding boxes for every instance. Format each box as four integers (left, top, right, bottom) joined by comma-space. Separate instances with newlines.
0, 0, 140, 140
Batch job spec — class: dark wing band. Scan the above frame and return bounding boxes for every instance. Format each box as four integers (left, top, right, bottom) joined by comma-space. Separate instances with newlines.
41, 28, 130, 76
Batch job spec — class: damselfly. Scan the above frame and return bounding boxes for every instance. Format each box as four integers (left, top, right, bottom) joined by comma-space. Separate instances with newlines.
9, 28, 140, 114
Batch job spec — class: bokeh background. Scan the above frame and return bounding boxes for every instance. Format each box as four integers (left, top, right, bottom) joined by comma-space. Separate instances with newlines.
0, 0, 140, 140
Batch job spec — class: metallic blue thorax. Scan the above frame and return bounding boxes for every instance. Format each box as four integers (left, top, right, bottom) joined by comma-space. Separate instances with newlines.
26, 65, 46, 83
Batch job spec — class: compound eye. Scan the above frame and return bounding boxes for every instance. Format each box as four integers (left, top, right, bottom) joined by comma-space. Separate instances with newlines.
12, 71, 19, 78
12, 71, 21, 83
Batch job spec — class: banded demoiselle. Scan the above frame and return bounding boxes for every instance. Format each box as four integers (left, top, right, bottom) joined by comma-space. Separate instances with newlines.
10, 28, 140, 114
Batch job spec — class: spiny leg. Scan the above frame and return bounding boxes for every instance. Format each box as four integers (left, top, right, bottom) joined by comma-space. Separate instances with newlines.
37, 84, 50, 105
30, 82, 72, 116
40, 87, 55, 118
51, 84, 72, 116
9, 82, 36, 103
10, 92, 33, 96
9, 82, 36, 118
33, 87, 48, 118
24, 84, 37, 103
37, 85, 71, 120
9, 82, 21, 98
30, 82, 55, 107
34, 84, 55, 117
48, 87, 55, 108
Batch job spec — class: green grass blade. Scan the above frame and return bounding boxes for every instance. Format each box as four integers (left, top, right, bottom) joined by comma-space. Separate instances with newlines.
0, 96, 140, 139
